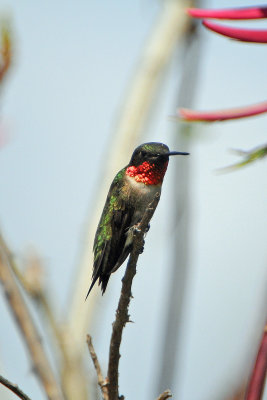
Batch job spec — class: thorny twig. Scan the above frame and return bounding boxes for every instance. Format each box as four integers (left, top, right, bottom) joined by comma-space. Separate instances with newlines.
107, 193, 160, 400
0, 374, 32, 400
88, 193, 173, 400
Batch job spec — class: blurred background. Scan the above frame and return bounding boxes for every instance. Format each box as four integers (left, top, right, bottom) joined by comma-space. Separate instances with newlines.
0, 0, 266, 399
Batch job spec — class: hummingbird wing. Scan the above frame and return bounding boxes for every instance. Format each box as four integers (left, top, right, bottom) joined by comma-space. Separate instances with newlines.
86, 168, 134, 297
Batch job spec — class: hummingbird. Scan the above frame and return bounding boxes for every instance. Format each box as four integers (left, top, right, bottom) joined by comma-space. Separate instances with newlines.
86, 142, 189, 297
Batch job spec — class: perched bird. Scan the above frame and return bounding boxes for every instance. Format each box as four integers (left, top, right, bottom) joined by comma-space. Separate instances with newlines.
86, 142, 189, 297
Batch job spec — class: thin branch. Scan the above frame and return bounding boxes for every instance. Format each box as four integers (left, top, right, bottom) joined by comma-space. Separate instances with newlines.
245, 322, 267, 400
0, 374, 32, 400
188, 6, 267, 20
156, 390, 172, 400
202, 20, 267, 44
0, 234, 64, 400
107, 193, 160, 400
86, 334, 109, 400
177, 100, 267, 122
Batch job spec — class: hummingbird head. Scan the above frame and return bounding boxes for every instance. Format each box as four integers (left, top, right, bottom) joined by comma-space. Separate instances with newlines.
129, 142, 189, 166
127, 142, 189, 185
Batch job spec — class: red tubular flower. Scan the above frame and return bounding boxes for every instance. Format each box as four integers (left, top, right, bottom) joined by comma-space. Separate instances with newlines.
181, 5, 267, 123
203, 20, 267, 43
245, 324, 267, 400
188, 6, 267, 20
178, 101, 267, 122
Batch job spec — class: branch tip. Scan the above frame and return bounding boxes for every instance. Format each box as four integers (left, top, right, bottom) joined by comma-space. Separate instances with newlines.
0, 374, 32, 400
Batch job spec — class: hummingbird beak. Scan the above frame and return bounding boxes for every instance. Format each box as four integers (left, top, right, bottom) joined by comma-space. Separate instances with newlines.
166, 151, 190, 156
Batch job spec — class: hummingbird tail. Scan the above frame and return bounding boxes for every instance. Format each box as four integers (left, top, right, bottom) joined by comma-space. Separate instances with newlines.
85, 276, 98, 300
100, 276, 110, 294
85, 271, 111, 299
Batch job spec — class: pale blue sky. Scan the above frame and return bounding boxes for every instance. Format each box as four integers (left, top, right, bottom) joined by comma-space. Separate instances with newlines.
0, 1, 266, 399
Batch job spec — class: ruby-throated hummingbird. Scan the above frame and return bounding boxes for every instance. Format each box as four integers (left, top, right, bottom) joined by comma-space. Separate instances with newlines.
86, 142, 189, 297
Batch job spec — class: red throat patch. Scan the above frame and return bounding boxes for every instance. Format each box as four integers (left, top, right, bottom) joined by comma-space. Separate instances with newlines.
126, 161, 168, 185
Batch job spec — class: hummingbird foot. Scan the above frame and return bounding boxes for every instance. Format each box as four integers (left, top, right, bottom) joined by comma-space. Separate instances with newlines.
133, 225, 142, 234
138, 238, 145, 254
129, 224, 146, 253
133, 222, 150, 234
144, 223, 150, 238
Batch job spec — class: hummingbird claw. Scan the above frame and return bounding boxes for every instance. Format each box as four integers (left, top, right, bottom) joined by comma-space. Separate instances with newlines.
133, 225, 142, 234
138, 238, 145, 254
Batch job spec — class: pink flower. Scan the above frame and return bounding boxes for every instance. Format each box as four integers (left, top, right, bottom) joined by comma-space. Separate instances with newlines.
176, 5, 267, 122
188, 6, 267, 20
178, 101, 267, 122
203, 20, 267, 43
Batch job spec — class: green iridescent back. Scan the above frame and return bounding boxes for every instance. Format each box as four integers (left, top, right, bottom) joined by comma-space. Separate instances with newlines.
93, 167, 126, 258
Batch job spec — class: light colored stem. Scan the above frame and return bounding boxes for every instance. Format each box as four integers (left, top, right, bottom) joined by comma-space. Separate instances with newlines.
156, 7, 200, 392
0, 234, 64, 400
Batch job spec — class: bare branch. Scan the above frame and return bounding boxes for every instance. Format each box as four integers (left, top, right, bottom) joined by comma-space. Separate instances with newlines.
86, 335, 109, 400
156, 390, 172, 400
107, 193, 160, 400
0, 374, 32, 400
0, 234, 64, 400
